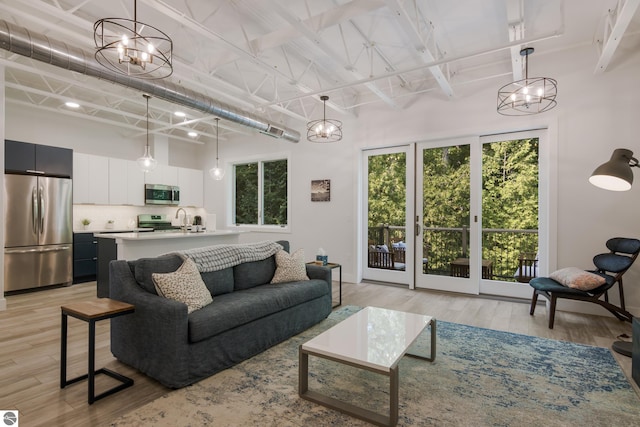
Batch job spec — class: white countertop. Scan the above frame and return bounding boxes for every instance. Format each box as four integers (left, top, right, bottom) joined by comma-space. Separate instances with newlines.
74, 228, 152, 233
93, 229, 244, 240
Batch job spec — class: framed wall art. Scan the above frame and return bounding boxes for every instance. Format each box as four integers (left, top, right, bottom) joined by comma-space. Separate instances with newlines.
311, 179, 330, 202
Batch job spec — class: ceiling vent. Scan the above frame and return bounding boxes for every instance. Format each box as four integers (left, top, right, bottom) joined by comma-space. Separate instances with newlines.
261, 125, 285, 138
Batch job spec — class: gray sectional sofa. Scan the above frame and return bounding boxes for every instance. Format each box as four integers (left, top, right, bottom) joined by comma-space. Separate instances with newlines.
108, 240, 332, 388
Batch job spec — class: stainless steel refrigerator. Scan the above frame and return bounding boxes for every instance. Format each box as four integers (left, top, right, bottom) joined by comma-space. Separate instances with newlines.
4, 174, 73, 291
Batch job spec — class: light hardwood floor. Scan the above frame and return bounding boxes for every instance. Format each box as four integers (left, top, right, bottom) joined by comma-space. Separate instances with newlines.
0, 280, 635, 426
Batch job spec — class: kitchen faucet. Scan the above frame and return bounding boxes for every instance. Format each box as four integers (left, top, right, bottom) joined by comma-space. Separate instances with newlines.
175, 208, 188, 231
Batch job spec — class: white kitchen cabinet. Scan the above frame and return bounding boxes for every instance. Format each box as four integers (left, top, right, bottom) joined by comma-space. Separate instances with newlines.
88, 155, 109, 204
144, 164, 178, 186
108, 158, 145, 205
74, 152, 190, 206
127, 161, 145, 205
108, 158, 128, 205
73, 153, 108, 204
178, 167, 204, 207
73, 153, 89, 203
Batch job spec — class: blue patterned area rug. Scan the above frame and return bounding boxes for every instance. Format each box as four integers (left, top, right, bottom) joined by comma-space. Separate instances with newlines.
110, 306, 640, 426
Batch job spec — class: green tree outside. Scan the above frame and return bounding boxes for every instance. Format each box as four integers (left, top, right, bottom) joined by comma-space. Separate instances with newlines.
368, 138, 538, 280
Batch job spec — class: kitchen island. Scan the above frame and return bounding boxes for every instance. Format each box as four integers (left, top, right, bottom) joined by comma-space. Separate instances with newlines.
95, 229, 245, 297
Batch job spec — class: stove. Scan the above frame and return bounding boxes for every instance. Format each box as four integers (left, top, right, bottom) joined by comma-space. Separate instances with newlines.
137, 214, 181, 231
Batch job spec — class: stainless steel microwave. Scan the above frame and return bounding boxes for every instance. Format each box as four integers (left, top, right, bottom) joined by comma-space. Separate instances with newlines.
145, 184, 180, 206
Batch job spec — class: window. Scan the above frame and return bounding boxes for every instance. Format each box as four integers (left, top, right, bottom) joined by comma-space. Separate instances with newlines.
233, 157, 288, 227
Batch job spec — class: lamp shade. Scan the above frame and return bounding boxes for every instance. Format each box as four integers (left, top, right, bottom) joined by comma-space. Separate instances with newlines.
137, 145, 158, 173
589, 149, 635, 191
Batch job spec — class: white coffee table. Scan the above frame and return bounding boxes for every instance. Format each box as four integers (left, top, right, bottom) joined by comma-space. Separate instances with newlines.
299, 306, 436, 426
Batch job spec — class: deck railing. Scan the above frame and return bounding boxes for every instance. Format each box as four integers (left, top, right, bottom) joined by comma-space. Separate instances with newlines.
368, 225, 538, 281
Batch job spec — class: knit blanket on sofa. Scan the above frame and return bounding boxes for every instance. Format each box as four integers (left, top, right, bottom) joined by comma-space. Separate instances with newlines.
172, 241, 283, 272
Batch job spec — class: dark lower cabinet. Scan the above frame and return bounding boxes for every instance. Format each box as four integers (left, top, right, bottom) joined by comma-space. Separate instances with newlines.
73, 233, 97, 283
96, 238, 117, 298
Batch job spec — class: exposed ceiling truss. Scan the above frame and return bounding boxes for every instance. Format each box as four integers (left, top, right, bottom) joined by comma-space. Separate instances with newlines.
0, 0, 639, 144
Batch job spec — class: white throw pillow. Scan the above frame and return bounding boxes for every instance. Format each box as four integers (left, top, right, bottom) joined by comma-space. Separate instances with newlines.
549, 267, 606, 291
271, 249, 309, 284
152, 258, 213, 313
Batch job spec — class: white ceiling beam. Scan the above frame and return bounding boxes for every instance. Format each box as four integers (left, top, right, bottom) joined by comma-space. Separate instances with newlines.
594, 0, 640, 74
265, 0, 400, 110
140, 0, 340, 116
248, 0, 385, 55
262, 29, 563, 107
506, 0, 525, 81
383, 0, 454, 98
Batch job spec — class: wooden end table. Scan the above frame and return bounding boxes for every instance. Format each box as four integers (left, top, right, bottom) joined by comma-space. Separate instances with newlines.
60, 298, 135, 404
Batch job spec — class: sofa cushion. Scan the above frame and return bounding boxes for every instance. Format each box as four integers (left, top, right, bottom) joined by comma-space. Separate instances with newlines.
152, 258, 213, 314
271, 249, 309, 284
134, 254, 185, 295
201, 267, 234, 296
233, 256, 277, 290
188, 280, 329, 343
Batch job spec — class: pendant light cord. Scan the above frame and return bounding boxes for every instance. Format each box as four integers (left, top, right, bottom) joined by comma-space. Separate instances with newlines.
215, 117, 220, 167
144, 94, 150, 150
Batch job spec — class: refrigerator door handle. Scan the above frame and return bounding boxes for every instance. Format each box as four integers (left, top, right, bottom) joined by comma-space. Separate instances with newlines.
32, 186, 38, 234
39, 185, 45, 233
5, 246, 71, 254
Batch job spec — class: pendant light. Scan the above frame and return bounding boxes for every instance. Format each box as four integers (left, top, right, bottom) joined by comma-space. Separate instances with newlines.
209, 118, 225, 180
497, 47, 557, 116
94, 0, 173, 79
137, 94, 158, 172
306, 95, 342, 142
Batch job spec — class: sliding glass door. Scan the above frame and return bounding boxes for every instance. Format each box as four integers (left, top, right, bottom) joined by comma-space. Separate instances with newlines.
479, 130, 547, 299
415, 137, 480, 294
362, 146, 414, 286
361, 129, 550, 299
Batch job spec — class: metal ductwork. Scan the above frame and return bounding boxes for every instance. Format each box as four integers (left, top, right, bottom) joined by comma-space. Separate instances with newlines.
0, 19, 300, 143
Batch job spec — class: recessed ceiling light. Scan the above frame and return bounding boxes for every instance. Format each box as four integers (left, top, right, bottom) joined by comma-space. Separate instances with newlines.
188, 131, 198, 137
65, 101, 80, 108
174, 111, 186, 117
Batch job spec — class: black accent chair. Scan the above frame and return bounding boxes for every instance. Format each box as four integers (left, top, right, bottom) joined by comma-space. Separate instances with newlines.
529, 237, 640, 329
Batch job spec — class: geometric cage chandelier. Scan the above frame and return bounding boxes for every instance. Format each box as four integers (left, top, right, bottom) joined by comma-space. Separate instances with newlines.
497, 47, 557, 116
307, 95, 343, 142
94, 0, 173, 79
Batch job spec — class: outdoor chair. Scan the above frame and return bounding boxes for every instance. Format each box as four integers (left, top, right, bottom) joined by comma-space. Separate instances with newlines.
515, 252, 538, 283
529, 237, 640, 329
392, 247, 406, 263
368, 246, 395, 269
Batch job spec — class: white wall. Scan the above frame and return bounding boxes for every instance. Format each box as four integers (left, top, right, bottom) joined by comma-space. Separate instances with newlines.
6, 104, 206, 169
3, 43, 639, 317
204, 44, 640, 315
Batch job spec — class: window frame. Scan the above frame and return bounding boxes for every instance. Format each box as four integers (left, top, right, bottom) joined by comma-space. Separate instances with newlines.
227, 152, 291, 232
